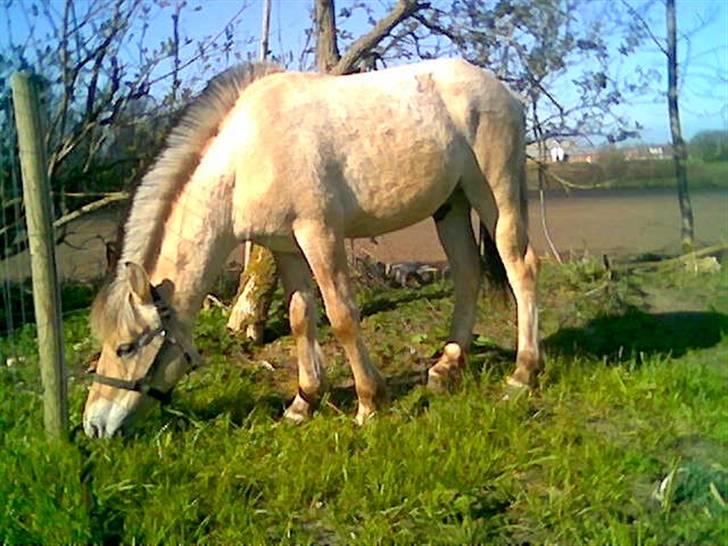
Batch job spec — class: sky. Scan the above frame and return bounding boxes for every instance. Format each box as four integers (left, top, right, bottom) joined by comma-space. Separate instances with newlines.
4, 0, 727, 144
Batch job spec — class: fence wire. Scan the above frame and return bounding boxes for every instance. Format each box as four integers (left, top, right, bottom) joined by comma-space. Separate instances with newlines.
1, 89, 33, 364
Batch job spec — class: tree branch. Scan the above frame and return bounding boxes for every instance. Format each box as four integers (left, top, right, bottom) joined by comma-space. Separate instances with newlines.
52, 191, 128, 230
620, 0, 667, 56
531, 99, 563, 264
145, 2, 249, 87
331, 0, 429, 75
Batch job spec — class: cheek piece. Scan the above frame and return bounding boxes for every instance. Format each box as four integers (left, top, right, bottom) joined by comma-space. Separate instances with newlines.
87, 286, 198, 405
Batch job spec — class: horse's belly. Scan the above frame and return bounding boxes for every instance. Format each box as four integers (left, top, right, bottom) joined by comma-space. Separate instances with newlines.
342, 177, 456, 238
339, 136, 466, 238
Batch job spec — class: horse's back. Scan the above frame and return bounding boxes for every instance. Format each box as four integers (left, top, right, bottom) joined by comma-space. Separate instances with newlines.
231, 59, 523, 240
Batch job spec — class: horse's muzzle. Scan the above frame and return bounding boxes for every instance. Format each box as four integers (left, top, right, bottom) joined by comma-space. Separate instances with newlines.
83, 398, 131, 438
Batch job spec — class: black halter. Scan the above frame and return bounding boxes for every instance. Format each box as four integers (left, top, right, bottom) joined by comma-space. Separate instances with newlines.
89, 286, 198, 404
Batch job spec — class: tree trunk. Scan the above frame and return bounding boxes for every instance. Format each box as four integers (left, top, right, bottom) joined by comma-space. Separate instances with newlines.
226, 0, 279, 341
315, 0, 341, 71
227, 245, 278, 341
666, 0, 694, 251
259, 0, 272, 61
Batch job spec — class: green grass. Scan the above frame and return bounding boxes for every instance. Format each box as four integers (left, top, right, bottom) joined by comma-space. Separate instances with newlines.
1, 262, 727, 544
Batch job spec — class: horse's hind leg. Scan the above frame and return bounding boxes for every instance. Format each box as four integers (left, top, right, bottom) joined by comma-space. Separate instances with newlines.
428, 188, 481, 390
463, 161, 542, 389
495, 218, 541, 389
275, 251, 327, 423
293, 221, 386, 424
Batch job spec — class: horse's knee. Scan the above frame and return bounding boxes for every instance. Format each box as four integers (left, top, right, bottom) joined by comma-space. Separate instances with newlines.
525, 244, 539, 277
289, 291, 312, 337
328, 302, 360, 340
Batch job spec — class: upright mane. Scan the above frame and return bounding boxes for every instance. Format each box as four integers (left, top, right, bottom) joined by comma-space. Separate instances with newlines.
121, 61, 282, 272
91, 62, 282, 340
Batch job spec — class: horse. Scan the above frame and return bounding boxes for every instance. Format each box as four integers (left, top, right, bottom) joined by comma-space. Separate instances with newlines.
83, 58, 541, 438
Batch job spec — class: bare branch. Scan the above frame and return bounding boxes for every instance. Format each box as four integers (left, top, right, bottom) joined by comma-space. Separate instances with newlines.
331, 0, 430, 75
145, 2, 250, 87
53, 191, 129, 230
620, 0, 667, 55
531, 99, 563, 264
0, 192, 129, 252
411, 10, 461, 46
171, 3, 182, 104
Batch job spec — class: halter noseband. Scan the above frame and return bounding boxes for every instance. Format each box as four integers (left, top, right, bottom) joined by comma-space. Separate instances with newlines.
89, 286, 197, 404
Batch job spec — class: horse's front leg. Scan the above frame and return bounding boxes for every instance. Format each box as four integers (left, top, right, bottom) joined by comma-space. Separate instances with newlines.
294, 221, 387, 424
275, 251, 327, 423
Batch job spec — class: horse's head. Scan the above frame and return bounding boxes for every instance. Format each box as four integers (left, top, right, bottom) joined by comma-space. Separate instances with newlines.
83, 262, 200, 438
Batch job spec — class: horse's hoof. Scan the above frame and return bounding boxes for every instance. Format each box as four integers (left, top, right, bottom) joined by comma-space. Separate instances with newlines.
427, 343, 465, 392
501, 376, 532, 401
427, 367, 456, 393
354, 403, 377, 426
283, 394, 313, 424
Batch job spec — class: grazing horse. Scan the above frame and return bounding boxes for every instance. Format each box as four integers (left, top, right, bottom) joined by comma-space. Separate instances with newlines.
83, 59, 540, 438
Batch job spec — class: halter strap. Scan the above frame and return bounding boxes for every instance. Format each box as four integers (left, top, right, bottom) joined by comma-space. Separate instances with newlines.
90, 285, 197, 404
91, 373, 173, 404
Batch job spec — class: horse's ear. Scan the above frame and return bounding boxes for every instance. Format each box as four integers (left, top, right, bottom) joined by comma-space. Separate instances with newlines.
125, 262, 152, 304
105, 240, 120, 276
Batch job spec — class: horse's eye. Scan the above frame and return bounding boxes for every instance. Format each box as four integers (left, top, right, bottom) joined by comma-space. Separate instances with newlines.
116, 343, 136, 358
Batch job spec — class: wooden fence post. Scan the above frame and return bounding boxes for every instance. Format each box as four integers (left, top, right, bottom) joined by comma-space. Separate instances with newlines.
11, 71, 68, 440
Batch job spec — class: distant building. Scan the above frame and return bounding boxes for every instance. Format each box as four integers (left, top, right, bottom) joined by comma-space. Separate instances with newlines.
527, 138, 580, 162
550, 143, 565, 162
567, 151, 595, 163
527, 140, 672, 164
622, 144, 672, 160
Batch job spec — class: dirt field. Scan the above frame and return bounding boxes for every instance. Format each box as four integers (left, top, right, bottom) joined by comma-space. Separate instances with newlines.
355, 188, 727, 264
1, 188, 726, 282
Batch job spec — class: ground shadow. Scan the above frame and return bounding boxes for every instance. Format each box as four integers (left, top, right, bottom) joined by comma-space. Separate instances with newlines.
158, 382, 287, 429
325, 368, 432, 414
545, 307, 728, 362
177, 307, 728, 427
149, 306, 727, 434
358, 286, 451, 317
256, 285, 452, 345
323, 341, 518, 414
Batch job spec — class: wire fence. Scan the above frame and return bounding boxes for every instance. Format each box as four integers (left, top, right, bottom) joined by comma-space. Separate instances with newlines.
0, 81, 105, 380
0, 90, 31, 365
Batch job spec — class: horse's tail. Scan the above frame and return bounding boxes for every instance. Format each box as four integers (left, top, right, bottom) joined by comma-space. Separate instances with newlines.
478, 222, 510, 301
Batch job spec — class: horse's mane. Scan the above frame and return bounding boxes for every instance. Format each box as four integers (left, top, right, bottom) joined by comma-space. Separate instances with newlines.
91, 62, 282, 341
121, 61, 282, 271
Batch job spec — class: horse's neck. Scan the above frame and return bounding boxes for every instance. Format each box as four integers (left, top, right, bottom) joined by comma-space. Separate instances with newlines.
148, 173, 235, 322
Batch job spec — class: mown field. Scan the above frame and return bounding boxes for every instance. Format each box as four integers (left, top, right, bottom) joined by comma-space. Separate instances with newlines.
527, 158, 728, 191
1, 259, 727, 544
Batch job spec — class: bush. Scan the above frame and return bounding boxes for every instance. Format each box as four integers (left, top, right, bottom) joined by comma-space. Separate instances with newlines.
690, 130, 728, 162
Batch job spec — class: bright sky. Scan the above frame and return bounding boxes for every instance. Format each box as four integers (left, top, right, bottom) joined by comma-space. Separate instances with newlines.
5, 0, 727, 143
